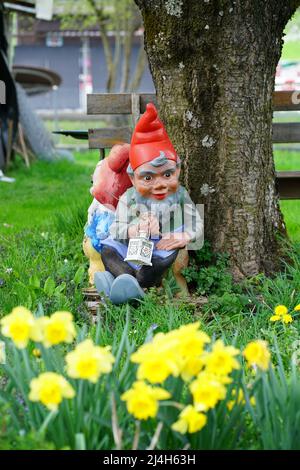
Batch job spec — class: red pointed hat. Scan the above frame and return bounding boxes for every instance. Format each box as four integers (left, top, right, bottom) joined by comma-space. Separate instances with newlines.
129, 103, 177, 171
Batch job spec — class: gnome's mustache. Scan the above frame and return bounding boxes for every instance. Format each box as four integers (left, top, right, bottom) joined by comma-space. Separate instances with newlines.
135, 190, 180, 219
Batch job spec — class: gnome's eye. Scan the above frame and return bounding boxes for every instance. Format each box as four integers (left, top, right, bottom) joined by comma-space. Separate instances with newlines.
144, 175, 152, 181
164, 171, 171, 178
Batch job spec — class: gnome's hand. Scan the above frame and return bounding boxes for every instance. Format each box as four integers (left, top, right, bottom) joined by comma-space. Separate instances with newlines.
128, 213, 160, 238
156, 232, 191, 250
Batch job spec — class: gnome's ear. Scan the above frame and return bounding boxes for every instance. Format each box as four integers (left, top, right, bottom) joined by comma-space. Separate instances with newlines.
128, 173, 135, 185
107, 144, 130, 173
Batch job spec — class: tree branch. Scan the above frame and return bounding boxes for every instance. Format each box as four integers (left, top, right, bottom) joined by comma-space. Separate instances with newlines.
86, 0, 114, 90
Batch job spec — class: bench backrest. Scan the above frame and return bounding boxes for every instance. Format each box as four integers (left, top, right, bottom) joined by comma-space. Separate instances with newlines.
87, 91, 300, 199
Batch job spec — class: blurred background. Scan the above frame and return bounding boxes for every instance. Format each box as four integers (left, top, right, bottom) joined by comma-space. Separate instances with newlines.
1, 0, 300, 154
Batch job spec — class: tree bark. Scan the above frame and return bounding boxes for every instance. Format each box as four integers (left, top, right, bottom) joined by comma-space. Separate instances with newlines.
135, 0, 300, 280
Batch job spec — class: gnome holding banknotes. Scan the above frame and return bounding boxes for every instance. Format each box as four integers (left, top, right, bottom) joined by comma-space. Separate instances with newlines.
94, 103, 203, 304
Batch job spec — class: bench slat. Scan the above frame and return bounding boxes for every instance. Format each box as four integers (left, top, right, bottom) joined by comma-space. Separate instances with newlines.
88, 92, 300, 115
273, 123, 300, 143
88, 123, 300, 145
87, 93, 157, 115
276, 171, 300, 199
273, 91, 300, 111
88, 127, 132, 148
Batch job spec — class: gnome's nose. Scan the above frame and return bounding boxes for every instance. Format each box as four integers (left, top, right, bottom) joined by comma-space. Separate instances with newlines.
153, 180, 167, 191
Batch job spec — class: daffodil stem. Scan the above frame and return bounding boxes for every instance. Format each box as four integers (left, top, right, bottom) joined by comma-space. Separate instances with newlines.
38, 409, 57, 435
77, 380, 84, 431
21, 349, 32, 379
160, 400, 184, 410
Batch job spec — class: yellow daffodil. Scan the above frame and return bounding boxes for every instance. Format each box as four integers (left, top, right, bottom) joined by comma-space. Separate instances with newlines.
270, 312, 293, 324
202, 340, 240, 377
294, 304, 300, 312
243, 340, 271, 371
32, 348, 41, 358
65, 339, 115, 383
274, 305, 288, 317
0, 307, 42, 349
39, 311, 76, 348
190, 372, 226, 412
121, 381, 170, 420
180, 356, 204, 382
282, 314, 293, 324
29, 372, 75, 410
269, 315, 281, 322
131, 323, 210, 384
136, 354, 180, 384
172, 405, 207, 434
250, 396, 256, 407
131, 333, 180, 383
168, 322, 210, 358
227, 389, 256, 411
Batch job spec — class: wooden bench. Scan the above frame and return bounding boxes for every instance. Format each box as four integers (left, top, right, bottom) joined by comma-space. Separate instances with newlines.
87, 91, 300, 200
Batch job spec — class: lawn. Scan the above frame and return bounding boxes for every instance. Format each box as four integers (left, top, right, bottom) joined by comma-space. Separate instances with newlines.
274, 149, 300, 242
281, 40, 300, 60
0, 150, 99, 231
282, 9, 300, 60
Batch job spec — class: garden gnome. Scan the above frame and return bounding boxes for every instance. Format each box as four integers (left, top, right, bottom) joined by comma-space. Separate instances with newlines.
94, 103, 203, 304
83, 144, 132, 285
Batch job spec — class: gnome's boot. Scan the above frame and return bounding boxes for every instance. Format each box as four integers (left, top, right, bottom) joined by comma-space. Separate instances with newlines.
109, 274, 145, 305
94, 271, 115, 297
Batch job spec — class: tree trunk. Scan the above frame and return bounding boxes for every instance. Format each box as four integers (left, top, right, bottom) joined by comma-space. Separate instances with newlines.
135, 0, 300, 280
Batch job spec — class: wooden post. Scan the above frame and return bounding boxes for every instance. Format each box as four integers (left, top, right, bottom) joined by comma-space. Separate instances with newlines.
6, 119, 14, 167
99, 148, 105, 160
18, 123, 30, 168
131, 93, 140, 127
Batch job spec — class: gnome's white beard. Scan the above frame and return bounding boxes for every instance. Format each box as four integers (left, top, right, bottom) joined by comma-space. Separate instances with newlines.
134, 189, 181, 232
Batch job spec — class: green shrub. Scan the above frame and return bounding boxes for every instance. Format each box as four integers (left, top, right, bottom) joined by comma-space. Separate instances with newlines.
183, 242, 234, 296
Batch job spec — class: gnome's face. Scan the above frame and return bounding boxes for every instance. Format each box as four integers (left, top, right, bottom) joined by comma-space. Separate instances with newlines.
130, 159, 180, 201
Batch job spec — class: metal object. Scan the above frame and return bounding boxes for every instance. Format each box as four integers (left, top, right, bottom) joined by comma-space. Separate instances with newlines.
124, 223, 154, 266
53, 130, 88, 140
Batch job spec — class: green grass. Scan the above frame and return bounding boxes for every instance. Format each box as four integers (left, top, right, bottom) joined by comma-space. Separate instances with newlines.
274, 149, 300, 242
0, 150, 99, 232
281, 40, 300, 61
282, 9, 300, 60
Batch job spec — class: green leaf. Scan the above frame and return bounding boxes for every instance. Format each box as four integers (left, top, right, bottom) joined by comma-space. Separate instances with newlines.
73, 266, 85, 286
29, 275, 41, 290
75, 433, 86, 450
44, 277, 56, 297
55, 282, 66, 294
